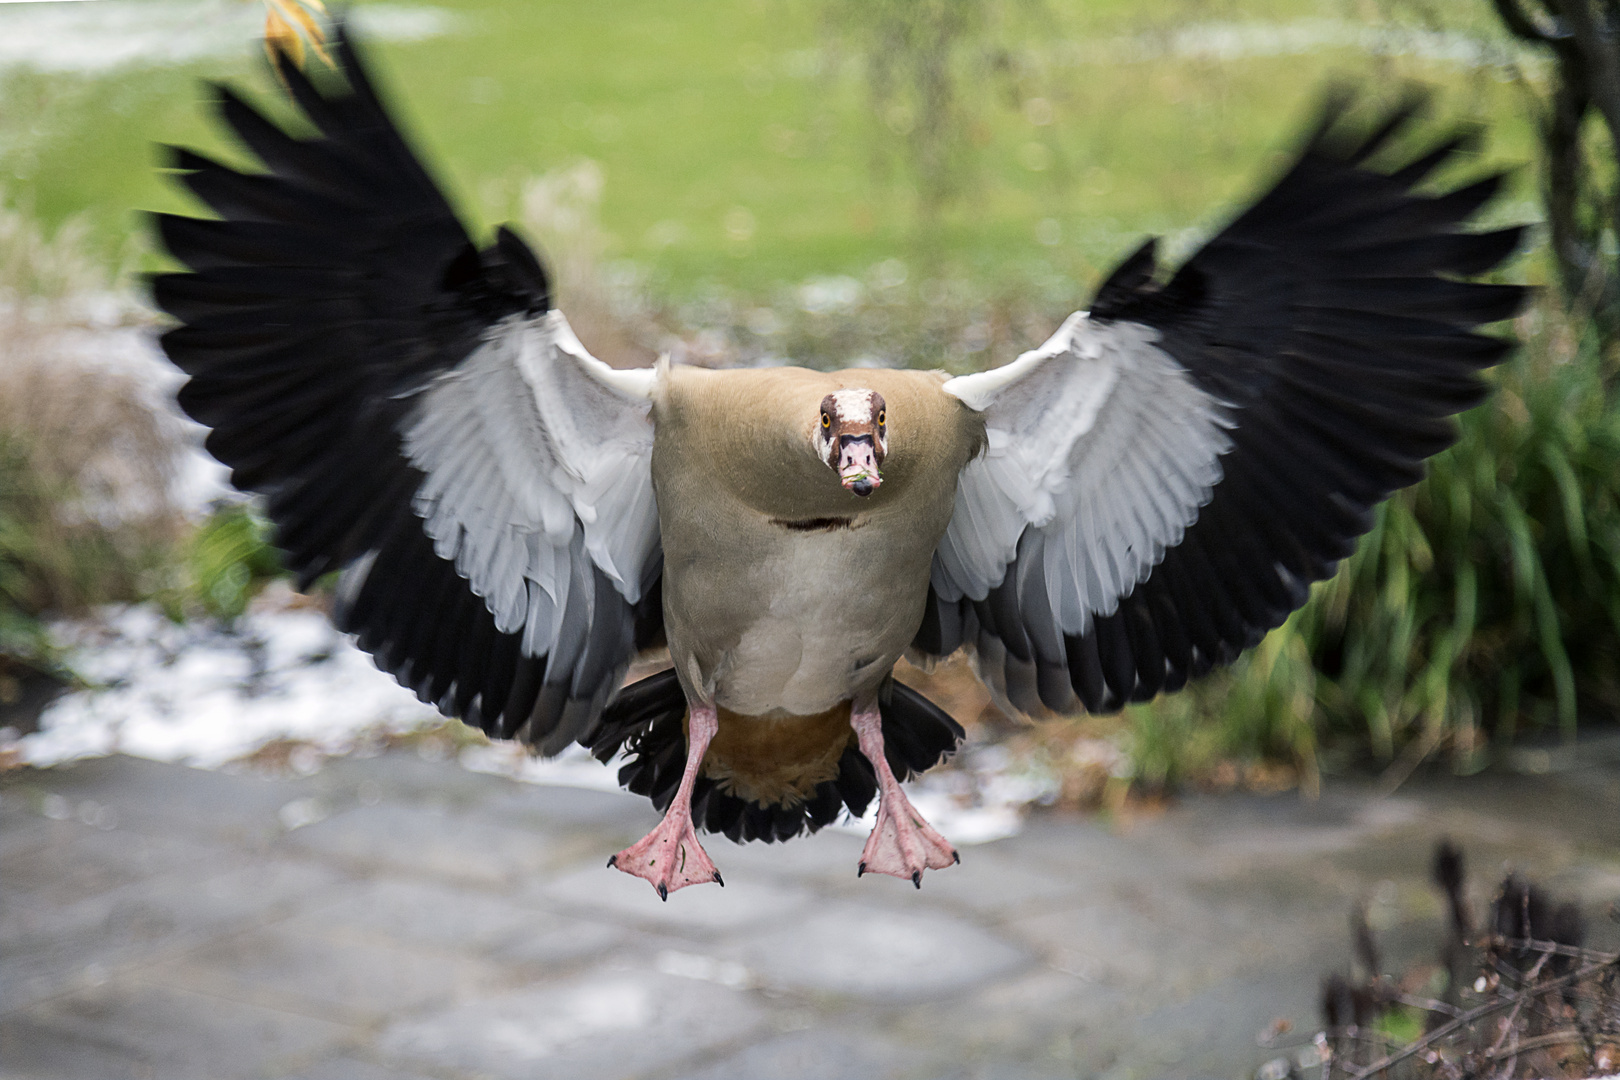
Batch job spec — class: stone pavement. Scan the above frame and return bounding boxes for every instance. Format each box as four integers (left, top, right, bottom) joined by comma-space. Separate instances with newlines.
2, 745, 1617, 1080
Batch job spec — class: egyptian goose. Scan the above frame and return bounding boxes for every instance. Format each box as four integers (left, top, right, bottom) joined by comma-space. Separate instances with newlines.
153, 28, 1524, 898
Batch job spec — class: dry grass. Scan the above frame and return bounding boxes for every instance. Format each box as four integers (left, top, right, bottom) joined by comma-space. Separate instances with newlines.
0, 195, 186, 629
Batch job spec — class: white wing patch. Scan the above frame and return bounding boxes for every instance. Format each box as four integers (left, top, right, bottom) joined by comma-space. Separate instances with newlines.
937, 313, 1232, 636
400, 310, 659, 653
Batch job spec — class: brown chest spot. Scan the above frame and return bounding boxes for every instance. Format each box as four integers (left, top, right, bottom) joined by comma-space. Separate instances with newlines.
693, 702, 855, 808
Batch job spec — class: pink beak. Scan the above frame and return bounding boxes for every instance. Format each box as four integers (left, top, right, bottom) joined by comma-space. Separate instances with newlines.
838, 435, 882, 496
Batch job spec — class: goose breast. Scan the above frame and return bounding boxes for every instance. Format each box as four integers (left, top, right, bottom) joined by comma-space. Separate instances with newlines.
651, 365, 983, 716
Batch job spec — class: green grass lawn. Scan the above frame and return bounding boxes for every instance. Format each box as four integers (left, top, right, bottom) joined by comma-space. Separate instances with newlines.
1, 0, 1544, 308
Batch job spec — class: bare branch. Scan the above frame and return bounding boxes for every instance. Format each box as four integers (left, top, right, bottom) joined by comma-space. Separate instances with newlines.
1558, 0, 1620, 146
1490, 935, 1620, 964
1344, 959, 1617, 1080
1479, 1029, 1587, 1062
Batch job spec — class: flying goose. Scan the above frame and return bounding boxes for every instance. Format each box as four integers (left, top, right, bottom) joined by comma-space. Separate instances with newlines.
153, 28, 1524, 899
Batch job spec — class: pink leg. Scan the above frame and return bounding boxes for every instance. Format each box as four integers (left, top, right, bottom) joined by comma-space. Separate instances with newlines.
608, 702, 723, 900
851, 701, 958, 888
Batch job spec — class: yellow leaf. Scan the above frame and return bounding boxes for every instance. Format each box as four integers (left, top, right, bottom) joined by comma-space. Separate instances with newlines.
263, 0, 331, 69
264, 9, 305, 71
280, 0, 333, 65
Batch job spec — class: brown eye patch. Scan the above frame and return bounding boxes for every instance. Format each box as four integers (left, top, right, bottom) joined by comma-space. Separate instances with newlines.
818, 393, 839, 431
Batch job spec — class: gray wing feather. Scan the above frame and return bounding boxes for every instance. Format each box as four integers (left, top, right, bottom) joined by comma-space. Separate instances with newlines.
400, 310, 658, 666
939, 313, 1232, 640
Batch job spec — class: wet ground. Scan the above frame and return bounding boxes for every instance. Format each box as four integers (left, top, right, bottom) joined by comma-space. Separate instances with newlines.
2, 743, 1617, 1080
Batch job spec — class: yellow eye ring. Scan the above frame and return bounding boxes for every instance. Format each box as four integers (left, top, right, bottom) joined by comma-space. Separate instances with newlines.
821, 413, 831, 429
877, 410, 885, 426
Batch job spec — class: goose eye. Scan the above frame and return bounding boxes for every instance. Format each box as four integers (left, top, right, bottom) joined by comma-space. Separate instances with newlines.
821, 413, 831, 429
877, 410, 885, 426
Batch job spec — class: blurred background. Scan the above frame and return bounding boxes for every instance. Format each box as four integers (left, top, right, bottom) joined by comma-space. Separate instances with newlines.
0, 1, 1617, 1078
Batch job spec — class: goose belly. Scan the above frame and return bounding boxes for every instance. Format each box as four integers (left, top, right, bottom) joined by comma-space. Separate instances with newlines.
662, 522, 932, 717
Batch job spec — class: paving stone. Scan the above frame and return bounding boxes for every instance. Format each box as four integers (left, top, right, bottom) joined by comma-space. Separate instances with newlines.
477, 782, 659, 832
906, 964, 1133, 1071
951, 1063, 1091, 1080
6, 756, 308, 847
319, 750, 535, 811
726, 902, 1027, 1001
1, 819, 226, 914
698, 825, 869, 881
278, 875, 629, 963
377, 967, 768, 1080
1004, 894, 1264, 998
2, 822, 236, 1014
3, 857, 346, 1014
0, 981, 351, 1080
4, 856, 342, 954
1151, 790, 1424, 863
536, 861, 816, 935
917, 840, 1097, 917
148, 922, 511, 1026
1121, 974, 1330, 1080
0, 1016, 149, 1080
0, 793, 50, 863
498, 917, 636, 968
7, 748, 1617, 1080
274, 1054, 442, 1080
672, 1026, 928, 1080
286, 802, 573, 886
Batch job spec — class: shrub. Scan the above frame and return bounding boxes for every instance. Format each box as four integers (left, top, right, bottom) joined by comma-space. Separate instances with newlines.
0, 195, 185, 666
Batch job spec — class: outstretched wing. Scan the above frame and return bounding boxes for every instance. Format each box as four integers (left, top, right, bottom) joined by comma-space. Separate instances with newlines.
920, 96, 1526, 715
153, 26, 662, 752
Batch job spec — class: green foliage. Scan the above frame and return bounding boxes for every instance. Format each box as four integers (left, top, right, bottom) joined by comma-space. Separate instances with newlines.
180, 502, 285, 623
0, 430, 169, 670
0, 436, 59, 667
819, 0, 1027, 229
1306, 303, 1620, 760
1374, 1003, 1427, 1047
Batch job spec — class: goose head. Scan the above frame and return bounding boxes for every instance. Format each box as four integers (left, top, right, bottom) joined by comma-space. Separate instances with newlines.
816, 389, 887, 496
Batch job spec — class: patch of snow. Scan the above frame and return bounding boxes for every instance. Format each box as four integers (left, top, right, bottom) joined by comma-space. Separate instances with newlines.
22, 598, 1051, 845
0, 2, 459, 77
459, 740, 627, 795
830, 743, 1061, 846
1048, 20, 1532, 70
20, 603, 441, 769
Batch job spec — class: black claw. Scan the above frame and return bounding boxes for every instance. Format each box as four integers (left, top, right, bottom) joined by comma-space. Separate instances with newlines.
657, 883, 668, 902
912, 870, 922, 889
952, 851, 960, 865
857, 861, 866, 878
713, 870, 725, 887
606, 855, 617, 868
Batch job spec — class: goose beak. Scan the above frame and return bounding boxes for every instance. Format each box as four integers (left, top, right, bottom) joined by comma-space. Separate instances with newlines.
838, 435, 882, 496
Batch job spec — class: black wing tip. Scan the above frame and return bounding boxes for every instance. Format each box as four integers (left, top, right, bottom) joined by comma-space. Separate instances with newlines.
1300, 82, 1432, 164
1090, 238, 1160, 320
494, 225, 554, 313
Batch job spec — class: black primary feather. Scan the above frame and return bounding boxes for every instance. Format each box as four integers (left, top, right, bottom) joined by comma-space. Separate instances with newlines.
153, 25, 661, 748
